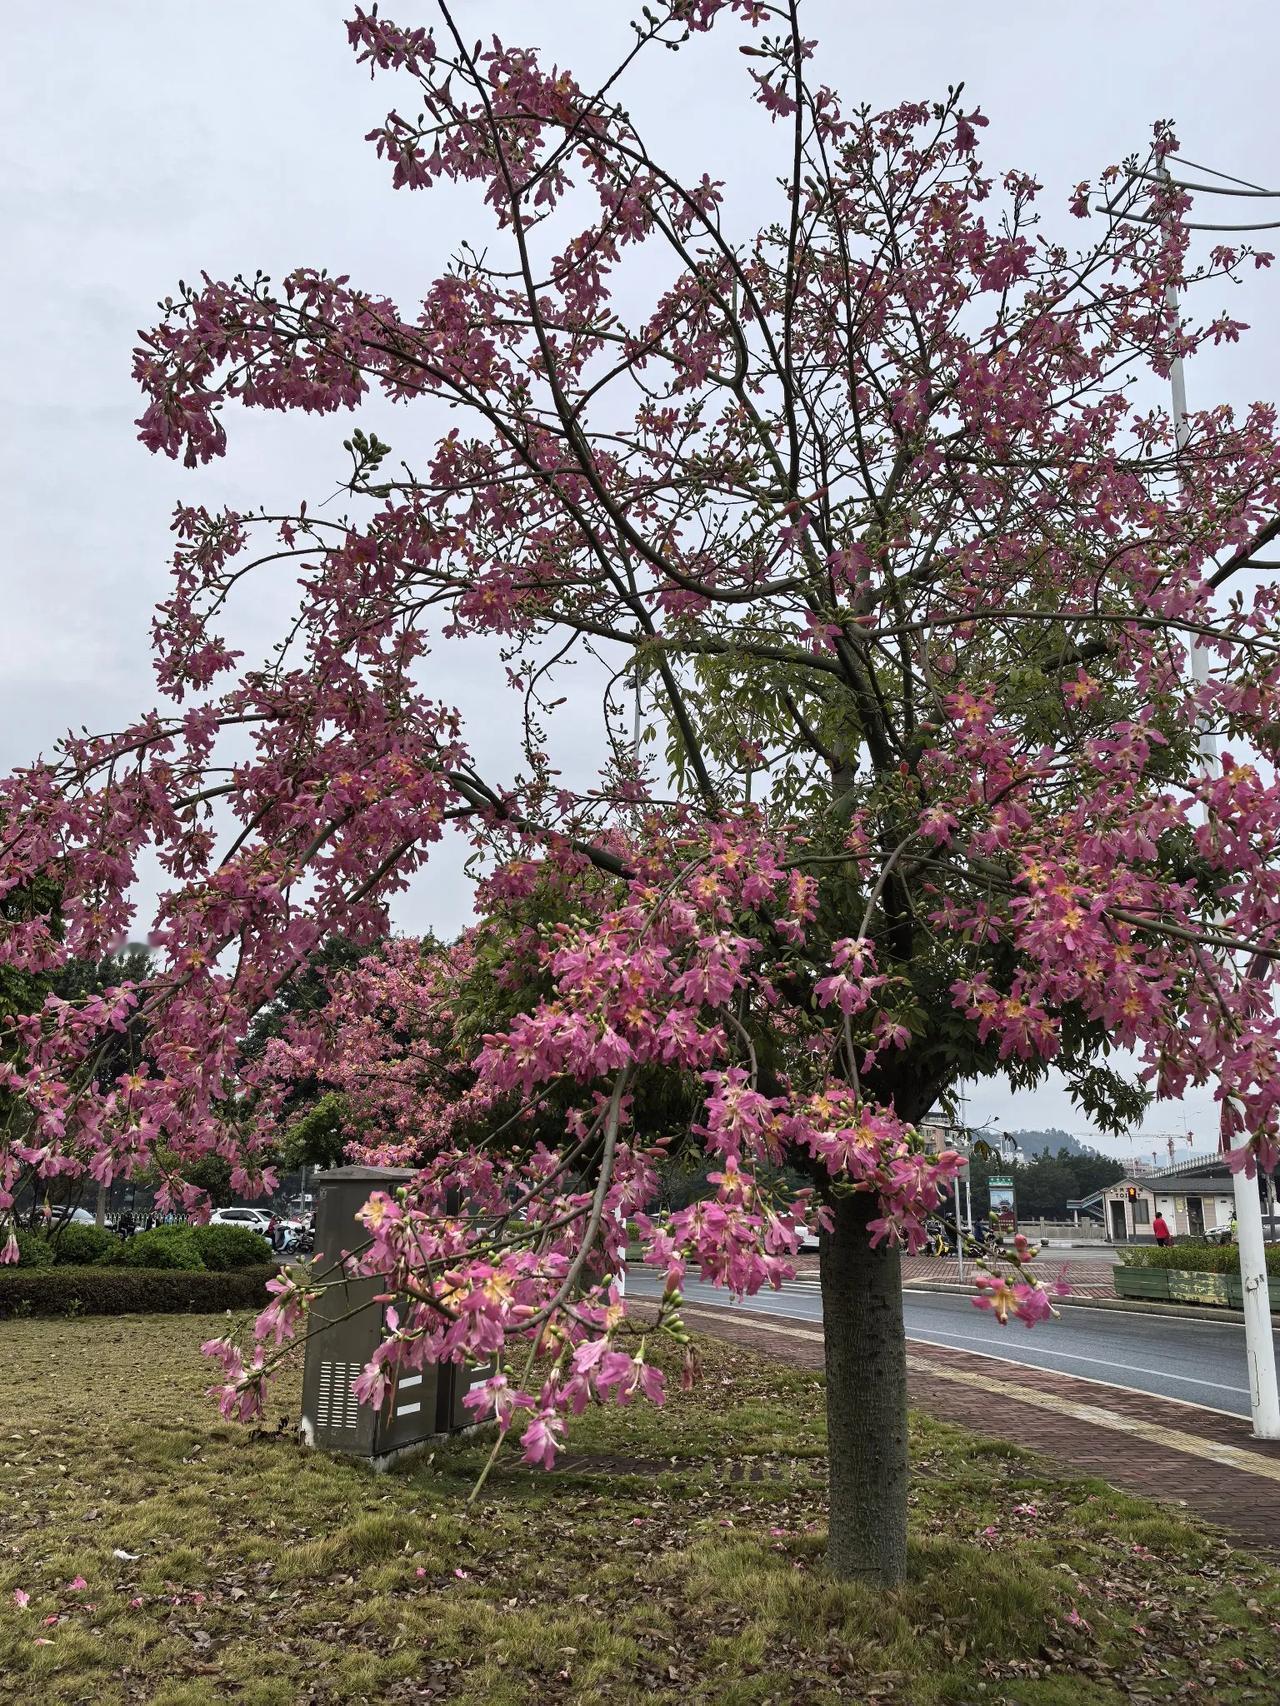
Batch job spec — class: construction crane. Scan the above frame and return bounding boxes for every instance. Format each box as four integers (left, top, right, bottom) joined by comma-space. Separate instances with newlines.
1142, 1131, 1197, 1169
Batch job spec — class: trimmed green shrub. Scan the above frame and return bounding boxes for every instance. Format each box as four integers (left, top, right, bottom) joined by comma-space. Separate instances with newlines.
52, 1223, 116, 1266
13, 1228, 55, 1269
189, 1224, 273, 1270
104, 1228, 205, 1270
1120, 1240, 1280, 1275
0, 1264, 277, 1318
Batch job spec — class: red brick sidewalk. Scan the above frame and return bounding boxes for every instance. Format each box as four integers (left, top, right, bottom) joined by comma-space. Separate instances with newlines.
902, 1254, 1119, 1298
679, 1299, 1280, 1556
791, 1250, 1121, 1298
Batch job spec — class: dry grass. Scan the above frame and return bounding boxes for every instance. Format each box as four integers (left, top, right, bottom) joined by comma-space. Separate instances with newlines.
1, 1314, 1278, 1704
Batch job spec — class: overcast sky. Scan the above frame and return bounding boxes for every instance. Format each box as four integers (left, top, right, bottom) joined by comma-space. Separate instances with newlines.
5, 1, 1279, 1158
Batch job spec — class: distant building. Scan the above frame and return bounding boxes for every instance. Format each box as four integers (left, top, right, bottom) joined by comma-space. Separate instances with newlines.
918, 1115, 1027, 1158
1100, 1151, 1265, 1243
918, 1115, 964, 1156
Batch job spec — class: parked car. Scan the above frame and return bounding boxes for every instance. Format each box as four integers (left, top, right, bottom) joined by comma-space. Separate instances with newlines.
209, 1207, 275, 1234
47, 1205, 98, 1227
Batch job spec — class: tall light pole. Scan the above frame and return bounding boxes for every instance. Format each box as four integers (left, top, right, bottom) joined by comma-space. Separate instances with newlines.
1130, 155, 1280, 1440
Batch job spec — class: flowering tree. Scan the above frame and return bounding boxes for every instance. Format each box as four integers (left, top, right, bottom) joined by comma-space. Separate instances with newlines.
5, 0, 1280, 1582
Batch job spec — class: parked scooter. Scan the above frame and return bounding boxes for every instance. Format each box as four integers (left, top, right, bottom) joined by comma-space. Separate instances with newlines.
276, 1223, 314, 1256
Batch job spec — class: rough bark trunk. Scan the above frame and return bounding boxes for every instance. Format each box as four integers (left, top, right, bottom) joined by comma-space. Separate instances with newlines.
820, 1189, 908, 1584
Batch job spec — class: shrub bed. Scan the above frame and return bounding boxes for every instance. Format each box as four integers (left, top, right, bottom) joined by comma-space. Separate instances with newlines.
104, 1228, 205, 1270
12, 1228, 55, 1269
0, 1264, 276, 1319
51, 1224, 116, 1266
36, 1221, 274, 1273
190, 1224, 273, 1269
1119, 1241, 1280, 1274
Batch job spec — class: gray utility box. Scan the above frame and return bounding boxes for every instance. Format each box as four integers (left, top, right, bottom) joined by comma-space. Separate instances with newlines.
299, 1165, 494, 1468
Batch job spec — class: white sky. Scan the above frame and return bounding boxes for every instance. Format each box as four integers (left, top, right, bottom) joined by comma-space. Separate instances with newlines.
5, 0, 1279, 1157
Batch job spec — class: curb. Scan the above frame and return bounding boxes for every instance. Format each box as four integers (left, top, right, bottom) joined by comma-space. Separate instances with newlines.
902, 1279, 1247, 1324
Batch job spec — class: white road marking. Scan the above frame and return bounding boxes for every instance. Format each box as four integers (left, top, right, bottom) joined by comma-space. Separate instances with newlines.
676, 1298, 1249, 1420
905, 1328, 1249, 1396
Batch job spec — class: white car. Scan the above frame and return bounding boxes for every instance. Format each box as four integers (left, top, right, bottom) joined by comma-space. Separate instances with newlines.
209, 1207, 275, 1233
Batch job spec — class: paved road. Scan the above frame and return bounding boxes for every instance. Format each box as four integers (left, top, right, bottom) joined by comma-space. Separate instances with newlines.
627, 1272, 1280, 1419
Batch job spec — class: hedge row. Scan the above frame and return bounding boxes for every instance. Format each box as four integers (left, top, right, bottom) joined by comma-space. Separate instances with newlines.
0, 1264, 277, 1319
1119, 1241, 1280, 1274
16, 1223, 273, 1273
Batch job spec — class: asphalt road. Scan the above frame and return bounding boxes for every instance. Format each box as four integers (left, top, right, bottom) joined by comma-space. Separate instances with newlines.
627, 1272, 1280, 1419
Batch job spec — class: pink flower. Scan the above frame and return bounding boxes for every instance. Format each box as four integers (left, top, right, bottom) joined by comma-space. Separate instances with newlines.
0, 1228, 18, 1266
462, 1373, 532, 1433
630, 1357, 666, 1407
520, 1412, 565, 1470
67, 1577, 88, 1592
972, 1272, 1054, 1327
972, 1272, 1019, 1323
13, 1588, 30, 1609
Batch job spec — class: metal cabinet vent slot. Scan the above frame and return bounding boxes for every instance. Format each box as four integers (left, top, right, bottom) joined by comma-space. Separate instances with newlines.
316, 1360, 362, 1432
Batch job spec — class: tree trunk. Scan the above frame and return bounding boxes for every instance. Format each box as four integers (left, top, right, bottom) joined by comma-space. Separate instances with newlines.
820, 1189, 908, 1585
95, 1181, 109, 1229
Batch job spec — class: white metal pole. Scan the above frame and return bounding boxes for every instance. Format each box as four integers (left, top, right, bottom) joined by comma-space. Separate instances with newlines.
1166, 261, 1280, 1440
954, 1165, 965, 1283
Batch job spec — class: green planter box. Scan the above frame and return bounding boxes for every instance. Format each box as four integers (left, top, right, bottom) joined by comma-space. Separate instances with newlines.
1115, 1268, 1170, 1301
1117, 1267, 1279, 1309
1167, 1270, 1231, 1307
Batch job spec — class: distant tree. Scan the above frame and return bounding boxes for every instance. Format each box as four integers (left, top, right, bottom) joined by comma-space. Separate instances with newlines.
8, 941, 154, 1226
967, 1146, 1122, 1221
53, 945, 155, 1089
0, 876, 63, 1136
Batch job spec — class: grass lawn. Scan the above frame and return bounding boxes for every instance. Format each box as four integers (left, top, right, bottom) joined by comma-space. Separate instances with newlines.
1, 1316, 1279, 1704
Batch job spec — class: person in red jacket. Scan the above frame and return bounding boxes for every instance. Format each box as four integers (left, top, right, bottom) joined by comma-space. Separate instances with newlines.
1152, 1211, 1172, 1247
